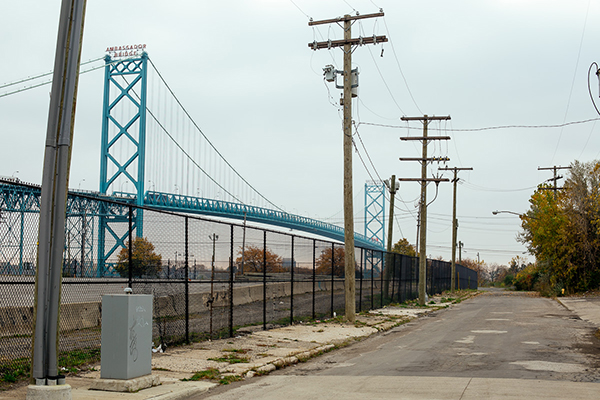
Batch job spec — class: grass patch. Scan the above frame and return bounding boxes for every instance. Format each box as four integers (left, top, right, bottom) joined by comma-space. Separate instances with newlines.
208, 354, 250, 364
58, 347, 101, 371
219, 375, 243, 385
0, 358, 29, 387
222, 348, 249, 354
183, 369, 242, 385
183, 368, 221, 381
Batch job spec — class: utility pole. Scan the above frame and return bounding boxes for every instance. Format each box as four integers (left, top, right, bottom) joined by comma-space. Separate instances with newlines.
538, 165, 571, 196
439, 166, 473, 291
309, 12, 387, 323
399, 115, 450, 305
458, 241, 463, 262
383, 175, 398, 299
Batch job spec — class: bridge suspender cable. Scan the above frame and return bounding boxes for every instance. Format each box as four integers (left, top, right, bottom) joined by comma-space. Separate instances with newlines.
147, 58, 285, 213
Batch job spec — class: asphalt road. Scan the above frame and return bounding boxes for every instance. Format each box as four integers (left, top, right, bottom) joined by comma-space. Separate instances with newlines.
196, 289, 600, 399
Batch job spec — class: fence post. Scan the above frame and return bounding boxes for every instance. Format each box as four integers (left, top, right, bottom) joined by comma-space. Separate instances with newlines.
330, 243, 334, 318
312, 239, 316, 320
184, 216, 189, 344
229, 225, 234, 337
359, 248, 363, 312
390, 252, 396, 302
128, 206, 133, 289
290, 236, 294, 325
380, 251, 383, 308
370, 251, 374, 310
263, 231, 267, 330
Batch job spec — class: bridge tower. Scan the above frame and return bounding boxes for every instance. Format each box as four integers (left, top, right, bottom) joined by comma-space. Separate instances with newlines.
364, 181, 385, 245
364, 181, 385, 276
98, 52, 148, 275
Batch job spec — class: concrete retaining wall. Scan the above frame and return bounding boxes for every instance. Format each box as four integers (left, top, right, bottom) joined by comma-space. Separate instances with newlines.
0, 281, 348, 337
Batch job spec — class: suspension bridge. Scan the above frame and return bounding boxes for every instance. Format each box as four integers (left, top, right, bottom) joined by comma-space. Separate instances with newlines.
0, 50, 385, 277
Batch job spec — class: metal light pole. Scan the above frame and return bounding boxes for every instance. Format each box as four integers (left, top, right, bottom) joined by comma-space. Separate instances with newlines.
31, 0, 86, 390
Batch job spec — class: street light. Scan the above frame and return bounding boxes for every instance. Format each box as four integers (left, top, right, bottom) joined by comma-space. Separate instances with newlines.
12, 170, 19, 178
174, 184, 179, 195
492, 210, 523, 216
78, 178, 85, 190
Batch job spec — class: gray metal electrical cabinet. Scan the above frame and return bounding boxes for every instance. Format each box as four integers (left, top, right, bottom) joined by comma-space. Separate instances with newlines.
101, 294, 153, 379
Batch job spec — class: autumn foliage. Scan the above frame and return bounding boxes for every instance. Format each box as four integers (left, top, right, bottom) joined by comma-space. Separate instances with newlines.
391, 238, 417, 257
115, 237, 162, 278
316, 246, 345, 276
235, 245, 283, 273
519, 160, 600, 294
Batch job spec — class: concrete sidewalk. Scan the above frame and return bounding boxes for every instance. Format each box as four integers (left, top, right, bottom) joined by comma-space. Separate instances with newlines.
0, 294, 448, 400
558, 295, 600, 328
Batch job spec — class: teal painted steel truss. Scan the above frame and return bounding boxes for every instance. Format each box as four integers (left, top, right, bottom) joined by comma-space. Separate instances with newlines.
364, 181, 385, 246
99, 54, 148, 269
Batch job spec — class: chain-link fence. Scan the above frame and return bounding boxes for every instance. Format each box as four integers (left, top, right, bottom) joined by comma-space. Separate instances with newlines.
0, 180, 477, 378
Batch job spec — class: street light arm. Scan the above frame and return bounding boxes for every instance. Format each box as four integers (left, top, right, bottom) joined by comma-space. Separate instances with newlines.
492, 210, 523, 216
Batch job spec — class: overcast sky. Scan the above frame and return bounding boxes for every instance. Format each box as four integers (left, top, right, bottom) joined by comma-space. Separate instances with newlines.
2, 0, 600, 267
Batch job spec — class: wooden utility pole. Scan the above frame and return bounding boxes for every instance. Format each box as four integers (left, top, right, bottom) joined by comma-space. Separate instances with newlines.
538, 165, 571, 195
383, 175, 398, 299
458, 241, 463, 262
399, 115, 450, 305
309, 12, 387, 322
439, 166, 473, 291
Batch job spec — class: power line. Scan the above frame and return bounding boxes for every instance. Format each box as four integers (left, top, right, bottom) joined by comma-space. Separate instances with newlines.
381, 16, 422, 115
0, 56, 103, 90
359, 118, 600, 131
460, 180, 537, 193
551, 0, 592, 163
0, 60, 106, 98
359, 22, 406, 116
288, 0, 312, 20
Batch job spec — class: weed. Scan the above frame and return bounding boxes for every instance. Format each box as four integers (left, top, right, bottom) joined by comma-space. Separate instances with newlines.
208, 354, 250, 364
58, 347, 101, 371
219, 375, 243, 385
223, 348, 249, 354
183, 368, 221, 381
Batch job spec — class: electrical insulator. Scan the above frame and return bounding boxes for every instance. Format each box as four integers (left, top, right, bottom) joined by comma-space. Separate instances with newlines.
597, 68, 600, 97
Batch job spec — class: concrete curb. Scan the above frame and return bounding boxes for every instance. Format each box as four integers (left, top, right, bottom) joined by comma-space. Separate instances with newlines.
145, 382, 215, 400
557, 296, 600, 328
